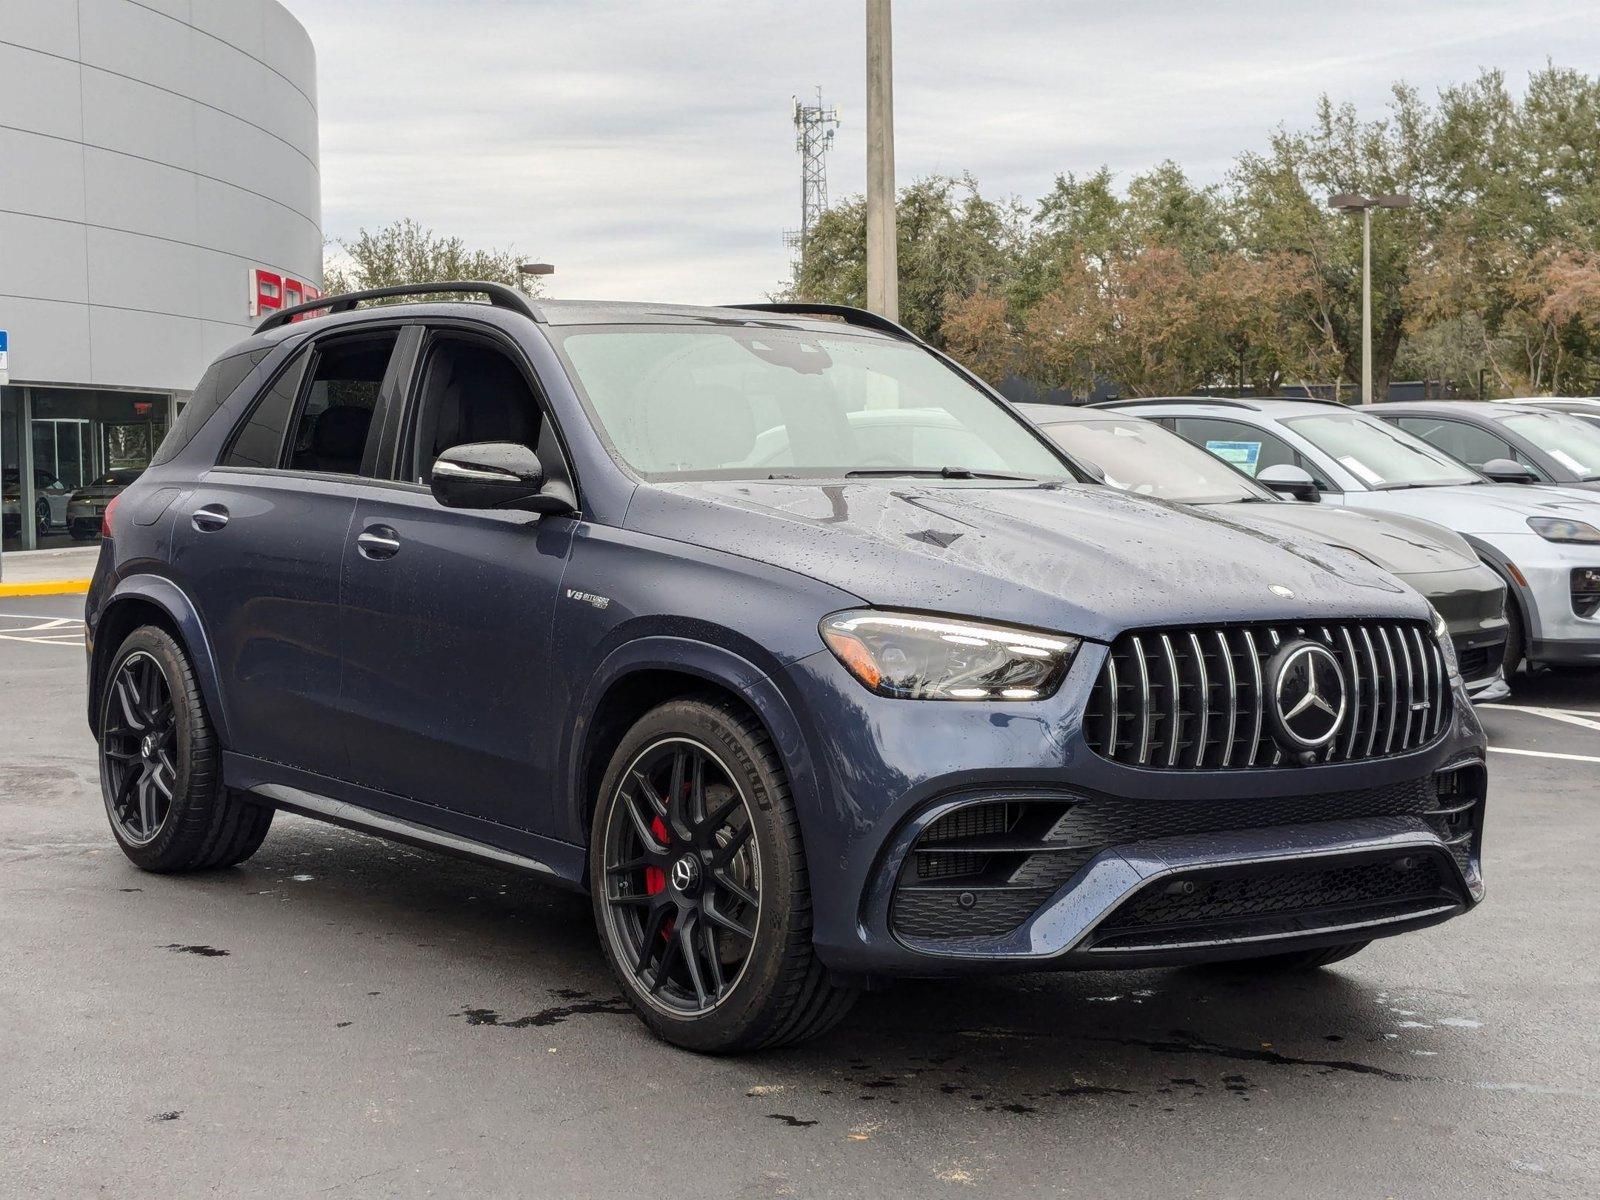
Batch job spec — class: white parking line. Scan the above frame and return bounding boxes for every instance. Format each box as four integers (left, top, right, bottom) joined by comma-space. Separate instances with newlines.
1479, 703, 1600, 735
1488, 745, 1600, 765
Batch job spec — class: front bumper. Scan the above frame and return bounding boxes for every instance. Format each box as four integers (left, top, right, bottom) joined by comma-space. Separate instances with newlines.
1495, 534, 1600, 664
782, 643, 1486, 978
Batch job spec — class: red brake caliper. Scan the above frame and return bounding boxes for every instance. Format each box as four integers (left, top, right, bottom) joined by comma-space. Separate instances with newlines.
645, 816, 669, 897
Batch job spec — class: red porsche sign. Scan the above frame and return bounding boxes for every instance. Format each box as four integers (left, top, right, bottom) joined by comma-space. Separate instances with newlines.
248, 268, 323, 320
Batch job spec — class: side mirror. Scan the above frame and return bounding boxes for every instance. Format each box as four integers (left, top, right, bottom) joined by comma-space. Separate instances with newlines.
1256, 463, 1321, 502
1480, 457, 1539, 485
430, 442, 575, 514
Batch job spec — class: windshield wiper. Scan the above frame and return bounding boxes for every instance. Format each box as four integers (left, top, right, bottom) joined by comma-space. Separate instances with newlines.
844, 466, 1042, 482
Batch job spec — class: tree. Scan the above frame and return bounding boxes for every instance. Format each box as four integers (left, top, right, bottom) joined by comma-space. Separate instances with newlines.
322, 219, 544, 300
940, 286, 1014, 384
786, 175, 1026, 345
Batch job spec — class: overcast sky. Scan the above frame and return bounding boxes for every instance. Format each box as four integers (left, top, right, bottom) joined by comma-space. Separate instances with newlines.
280, 0, 1599, 303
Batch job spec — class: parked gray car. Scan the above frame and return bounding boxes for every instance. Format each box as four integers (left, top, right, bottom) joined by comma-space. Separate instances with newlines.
1373, 401, 1600, 492
1020, 405, 1510, 698
66, 468, 145, 540
1103, 397, 1600, 673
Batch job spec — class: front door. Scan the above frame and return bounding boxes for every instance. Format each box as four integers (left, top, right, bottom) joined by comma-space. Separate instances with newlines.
337, 328, 577, 836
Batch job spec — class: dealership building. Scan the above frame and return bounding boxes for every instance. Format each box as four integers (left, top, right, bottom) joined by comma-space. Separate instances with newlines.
1, 0, 322, 551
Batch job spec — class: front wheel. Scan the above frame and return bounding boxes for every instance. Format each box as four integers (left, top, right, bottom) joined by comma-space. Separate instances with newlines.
98, 626, 273, 872
589, 697, 856, 1052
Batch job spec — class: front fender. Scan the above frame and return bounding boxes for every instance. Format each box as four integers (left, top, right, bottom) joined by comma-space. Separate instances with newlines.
89, 574, 232, 746
560, 635, 825, 866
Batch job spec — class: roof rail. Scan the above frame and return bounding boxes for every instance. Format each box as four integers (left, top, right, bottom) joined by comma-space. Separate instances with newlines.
720, 302, 921, 343
1091, 397, 1262, 412
256, 280, 539, 333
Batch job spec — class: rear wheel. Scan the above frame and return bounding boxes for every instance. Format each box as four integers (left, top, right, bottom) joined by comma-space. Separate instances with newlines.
35, 500, 51, 539
590, 696, 856, 1052
98, 626, 273, 872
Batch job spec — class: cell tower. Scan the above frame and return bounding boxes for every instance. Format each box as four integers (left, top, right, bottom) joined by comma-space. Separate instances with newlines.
786, 88, 840, 265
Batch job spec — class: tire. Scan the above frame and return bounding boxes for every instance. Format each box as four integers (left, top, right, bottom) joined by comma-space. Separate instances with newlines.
97, 625, 273, 872
589, 695, 857, 1053
1214, 940, 1370, 972
36, 500, 51, 539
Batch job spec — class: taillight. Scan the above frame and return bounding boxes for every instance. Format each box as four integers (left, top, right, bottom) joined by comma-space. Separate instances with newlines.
101, 492, 122, 539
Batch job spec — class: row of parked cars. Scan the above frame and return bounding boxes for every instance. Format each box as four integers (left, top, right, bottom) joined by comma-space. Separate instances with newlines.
2, 467, 144, 541
1020, 395, 1600, 698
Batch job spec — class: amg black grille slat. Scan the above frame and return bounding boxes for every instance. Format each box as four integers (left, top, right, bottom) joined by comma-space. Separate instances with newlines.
1086, 619, 1450, 770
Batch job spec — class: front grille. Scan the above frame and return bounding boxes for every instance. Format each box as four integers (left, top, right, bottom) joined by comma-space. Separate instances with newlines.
887, 774, 1477, 944
1085, 619, 1449, 769
1088, 852, 1465, 952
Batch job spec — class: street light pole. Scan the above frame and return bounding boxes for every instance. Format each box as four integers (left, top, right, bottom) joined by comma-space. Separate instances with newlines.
865, 0, 898, 321
1361, 205, 1373, 405
1329, 192, 1412, 405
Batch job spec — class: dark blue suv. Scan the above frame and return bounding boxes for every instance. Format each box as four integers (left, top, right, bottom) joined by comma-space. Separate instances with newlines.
86, 283, 1487, 1051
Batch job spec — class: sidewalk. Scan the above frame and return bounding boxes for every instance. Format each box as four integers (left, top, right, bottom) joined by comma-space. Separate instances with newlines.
0, 546, 100, 596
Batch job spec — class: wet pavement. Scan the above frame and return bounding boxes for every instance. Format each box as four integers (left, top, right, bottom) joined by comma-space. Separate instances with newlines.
3, 593, 1597, 1197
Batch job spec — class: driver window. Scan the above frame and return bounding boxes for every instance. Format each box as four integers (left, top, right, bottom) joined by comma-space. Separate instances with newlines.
407, 337, 544, 484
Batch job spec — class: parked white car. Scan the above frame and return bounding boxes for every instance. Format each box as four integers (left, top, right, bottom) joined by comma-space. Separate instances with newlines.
1103, 397, 1600, 674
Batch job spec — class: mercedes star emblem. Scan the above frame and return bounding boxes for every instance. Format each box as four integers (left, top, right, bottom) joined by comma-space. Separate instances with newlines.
1267, 639, 1348, 756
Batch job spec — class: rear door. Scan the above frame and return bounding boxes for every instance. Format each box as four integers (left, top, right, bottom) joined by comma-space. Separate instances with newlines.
170, 327, 407, 779
335, 323, 578, 836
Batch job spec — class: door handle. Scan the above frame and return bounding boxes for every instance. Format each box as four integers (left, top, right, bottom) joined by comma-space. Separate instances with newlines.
356, 525, 401, 560
191, 505, 229, 532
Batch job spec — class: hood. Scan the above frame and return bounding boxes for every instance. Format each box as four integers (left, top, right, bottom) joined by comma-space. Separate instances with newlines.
626, 480, 1426, 642
1347, 482, 1600, 535
1204, 502, 1478, 575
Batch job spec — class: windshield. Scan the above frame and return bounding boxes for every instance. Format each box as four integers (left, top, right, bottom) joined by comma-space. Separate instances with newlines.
1497, 412, 1600, 480
1037, 416, 1272, 503
1285, 411, 1480, 488
552, 326, 1072, 481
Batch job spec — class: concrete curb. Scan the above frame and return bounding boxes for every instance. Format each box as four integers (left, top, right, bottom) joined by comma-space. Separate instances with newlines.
0, 579, 92, 597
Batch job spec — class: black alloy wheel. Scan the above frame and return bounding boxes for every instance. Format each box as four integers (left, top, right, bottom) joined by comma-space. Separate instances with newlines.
101, 650, 177, 844
599, 737, 762, 1017
98, 626, 274, 872
36, 500, 51, 539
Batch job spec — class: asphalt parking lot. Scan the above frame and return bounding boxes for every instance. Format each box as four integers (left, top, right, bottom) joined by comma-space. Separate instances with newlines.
3, 592, 1598, 1198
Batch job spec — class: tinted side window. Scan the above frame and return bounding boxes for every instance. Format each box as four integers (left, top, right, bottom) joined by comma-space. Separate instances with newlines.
222, 350, 310, 469
1393, 417, 1525, 473
1172, 416, 1335, 489
150, 349, 268, 466
287, 336, 395, 475
404, 336, 543, 484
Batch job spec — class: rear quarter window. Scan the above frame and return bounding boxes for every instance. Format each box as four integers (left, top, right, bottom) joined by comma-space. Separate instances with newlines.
148, 349, 269, 466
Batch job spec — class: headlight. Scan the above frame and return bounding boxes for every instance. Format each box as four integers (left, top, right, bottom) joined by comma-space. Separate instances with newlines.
1431, 608, 1461, 680
820, 610, 1079, 701
1527, 517, 1600, 543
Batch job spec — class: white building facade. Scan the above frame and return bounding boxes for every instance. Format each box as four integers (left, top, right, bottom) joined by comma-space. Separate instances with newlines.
2, 0, 322, 550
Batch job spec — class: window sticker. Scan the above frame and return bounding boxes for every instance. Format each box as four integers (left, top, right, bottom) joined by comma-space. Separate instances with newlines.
1339, 455, 1385, 486
1205, 440, 1261, 475
1550, 449, 1585, 474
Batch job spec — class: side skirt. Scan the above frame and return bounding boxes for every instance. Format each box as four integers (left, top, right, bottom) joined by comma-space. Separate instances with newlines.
223, 752, 588, 888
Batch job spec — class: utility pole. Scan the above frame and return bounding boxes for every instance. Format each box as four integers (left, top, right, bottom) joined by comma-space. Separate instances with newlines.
785, 89, 839, 271
865, 0, 898, 321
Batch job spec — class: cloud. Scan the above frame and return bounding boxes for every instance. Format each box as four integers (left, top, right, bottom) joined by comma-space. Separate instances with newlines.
281, 0, 1599, 302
